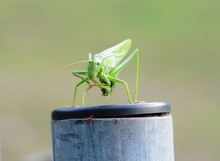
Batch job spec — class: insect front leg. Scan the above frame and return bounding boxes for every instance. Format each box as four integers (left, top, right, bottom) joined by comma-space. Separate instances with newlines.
72, 70, 89, 83
81, 84, 87, 107
72, 70, 90, 107
73, 79, 88, 107
87, 82, 112, 96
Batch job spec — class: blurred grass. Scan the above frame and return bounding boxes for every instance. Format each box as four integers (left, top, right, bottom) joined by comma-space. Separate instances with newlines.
0, 0, 220, 161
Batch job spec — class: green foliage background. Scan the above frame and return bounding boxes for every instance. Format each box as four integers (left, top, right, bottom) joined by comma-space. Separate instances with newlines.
0, 0, 220, 160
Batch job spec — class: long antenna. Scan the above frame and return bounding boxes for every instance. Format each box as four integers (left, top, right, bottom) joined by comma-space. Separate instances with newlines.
48, 60, 89, 75
56, 60, 89, 71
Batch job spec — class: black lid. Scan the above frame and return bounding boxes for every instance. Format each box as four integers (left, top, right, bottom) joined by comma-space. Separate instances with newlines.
52, 102, 170, 120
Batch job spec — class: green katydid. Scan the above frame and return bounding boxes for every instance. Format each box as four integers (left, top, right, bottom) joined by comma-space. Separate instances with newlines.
72, 39, 139, 107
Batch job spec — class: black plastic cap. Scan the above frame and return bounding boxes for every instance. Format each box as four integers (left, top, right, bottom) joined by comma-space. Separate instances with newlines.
51, 102, 171, 120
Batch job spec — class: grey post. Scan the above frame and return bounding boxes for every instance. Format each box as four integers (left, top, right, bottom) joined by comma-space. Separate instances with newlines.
51, 102, 174, 161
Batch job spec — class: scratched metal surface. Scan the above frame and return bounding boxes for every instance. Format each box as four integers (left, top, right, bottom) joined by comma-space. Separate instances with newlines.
52, 115, 174, 161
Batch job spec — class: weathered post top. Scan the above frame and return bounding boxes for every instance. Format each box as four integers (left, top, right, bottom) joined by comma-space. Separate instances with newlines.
52, 102, 171, 120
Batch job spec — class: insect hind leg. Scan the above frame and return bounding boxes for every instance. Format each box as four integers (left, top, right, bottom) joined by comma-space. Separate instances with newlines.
109, 49, 139, 102
107, 76, 133, 103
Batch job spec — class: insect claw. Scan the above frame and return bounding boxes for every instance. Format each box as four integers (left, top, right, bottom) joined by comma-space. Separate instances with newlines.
129, 100, 134, 104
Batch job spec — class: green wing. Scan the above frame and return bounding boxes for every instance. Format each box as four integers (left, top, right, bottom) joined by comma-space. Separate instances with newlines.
94, 39, 131, 73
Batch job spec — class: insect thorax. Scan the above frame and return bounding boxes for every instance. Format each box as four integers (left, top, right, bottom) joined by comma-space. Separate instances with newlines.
87, 61, 101, 80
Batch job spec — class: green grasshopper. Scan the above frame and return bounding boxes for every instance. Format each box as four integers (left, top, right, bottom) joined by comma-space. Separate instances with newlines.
72, 39, 139, 107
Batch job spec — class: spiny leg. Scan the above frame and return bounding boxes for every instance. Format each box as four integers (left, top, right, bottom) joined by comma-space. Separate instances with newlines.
72, 70, 89, 83
92, 83, 113, 96
134, 49, 139, 102
72, 70, 91, 107
73, 80, 88, 107
108, 76, 133, 103
109, 48, 139, 102
81, 84, 87, 107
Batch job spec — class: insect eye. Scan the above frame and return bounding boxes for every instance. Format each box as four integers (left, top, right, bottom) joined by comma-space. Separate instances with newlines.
97, 62, 100, 65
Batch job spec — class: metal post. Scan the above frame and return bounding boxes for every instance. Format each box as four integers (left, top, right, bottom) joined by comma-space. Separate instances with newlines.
51, 102, 174, 161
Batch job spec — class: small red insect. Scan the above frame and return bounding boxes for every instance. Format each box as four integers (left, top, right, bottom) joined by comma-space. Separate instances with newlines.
86, 115, 94, 121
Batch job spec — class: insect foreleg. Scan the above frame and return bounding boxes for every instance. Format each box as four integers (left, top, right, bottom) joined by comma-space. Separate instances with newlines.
108, 76, 133, 103
73, 79, 88, 107
72, 70, 92, 106
72, 70, 89, 83
81, 84, 87, 107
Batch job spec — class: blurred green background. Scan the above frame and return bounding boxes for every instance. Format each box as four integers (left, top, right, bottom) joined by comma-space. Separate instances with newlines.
0, 0, 220, 161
